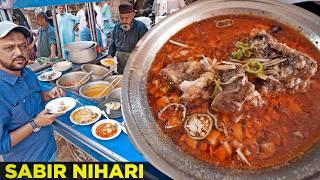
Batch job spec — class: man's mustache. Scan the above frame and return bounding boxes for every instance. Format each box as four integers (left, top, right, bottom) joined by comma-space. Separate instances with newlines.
13, 57, 26, 61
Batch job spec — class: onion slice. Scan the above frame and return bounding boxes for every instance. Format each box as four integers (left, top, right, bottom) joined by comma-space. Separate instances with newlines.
236, 148, 251, 166
220, 74, 245, 85
207, 110, 224, 132
158, 103, 187, 129
169, 40, 190, 48
263, 58, 287, 67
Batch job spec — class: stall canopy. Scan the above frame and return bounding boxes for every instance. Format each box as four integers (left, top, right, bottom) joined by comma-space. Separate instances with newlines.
1, 0, 102, 9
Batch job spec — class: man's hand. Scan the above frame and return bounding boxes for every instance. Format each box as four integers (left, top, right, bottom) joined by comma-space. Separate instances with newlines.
34, 109, 63, 127
47, 86, 65, 99
27, 60, 34, 64
33, 35, 38, 42
9, 109, 63, 148
73, 24, 79, 32
41, 86, 65, 101
107, 55, 113, 58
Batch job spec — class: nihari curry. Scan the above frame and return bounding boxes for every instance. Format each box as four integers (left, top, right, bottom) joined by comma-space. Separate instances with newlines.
96, 122, 118, 138
147, 15, 320, 169
72, 109, 98, 124
83, 84, 112, 97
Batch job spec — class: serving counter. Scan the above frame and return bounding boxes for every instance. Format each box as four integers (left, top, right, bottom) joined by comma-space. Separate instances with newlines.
36, 56, 168, 179
40, 81, 145, 162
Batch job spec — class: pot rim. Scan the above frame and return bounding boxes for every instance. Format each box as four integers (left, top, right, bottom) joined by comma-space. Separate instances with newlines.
65, 41, 97, 52
80, 64, 110, 76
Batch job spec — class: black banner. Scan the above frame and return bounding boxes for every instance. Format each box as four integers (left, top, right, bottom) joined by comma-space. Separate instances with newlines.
0, 162, 171, 179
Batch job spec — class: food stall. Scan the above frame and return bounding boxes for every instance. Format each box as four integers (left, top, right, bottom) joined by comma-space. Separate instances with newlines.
38, 55, 166, 177
3, 0, 168, 178
37, 54, 169, 177
4, 0, 320, 179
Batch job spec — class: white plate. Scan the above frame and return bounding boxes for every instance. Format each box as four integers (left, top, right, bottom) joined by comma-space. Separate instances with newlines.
92, 119, 122, 140
70, 106, 102, 125
45, 97, 76, 114
100, 58, 117, 68
37, 71, 62, 81
52, 61, 72, 72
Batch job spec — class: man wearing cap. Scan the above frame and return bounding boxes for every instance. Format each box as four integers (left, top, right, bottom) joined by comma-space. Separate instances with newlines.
0, 21, 64, 162
107, 2, 148, 74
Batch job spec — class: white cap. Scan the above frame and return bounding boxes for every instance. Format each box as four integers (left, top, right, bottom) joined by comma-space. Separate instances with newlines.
0, 21, 31, 39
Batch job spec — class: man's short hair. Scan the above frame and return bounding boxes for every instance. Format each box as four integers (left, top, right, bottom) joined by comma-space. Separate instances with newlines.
85, 10, 97, 22
37, 12, 48, 22
119, 3, 134, 13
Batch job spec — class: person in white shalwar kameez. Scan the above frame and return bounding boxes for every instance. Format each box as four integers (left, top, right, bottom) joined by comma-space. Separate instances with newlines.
154, 0, 186, 16
56, 6, 79, 59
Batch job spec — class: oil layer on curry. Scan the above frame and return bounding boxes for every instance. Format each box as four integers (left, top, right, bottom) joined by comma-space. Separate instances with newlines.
147, 15, 320, 169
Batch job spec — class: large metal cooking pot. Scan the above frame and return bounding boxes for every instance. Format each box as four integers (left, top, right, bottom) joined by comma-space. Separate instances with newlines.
121, 0, 320, 179
64, 41, 97, 64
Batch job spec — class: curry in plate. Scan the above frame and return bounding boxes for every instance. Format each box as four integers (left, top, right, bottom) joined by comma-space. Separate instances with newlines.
96, 122, 118, 138
72, 109, 98, 124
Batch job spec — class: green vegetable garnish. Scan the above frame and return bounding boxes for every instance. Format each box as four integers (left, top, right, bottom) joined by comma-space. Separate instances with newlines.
231, 41, 255, 60
243, 60, 264, 76
36, 57, 62, 65
212, 78, 222, 98
231, 49, 243, 60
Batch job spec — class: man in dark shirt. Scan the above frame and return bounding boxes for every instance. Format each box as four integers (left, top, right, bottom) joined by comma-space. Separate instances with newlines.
107, 2, 148, 74
36, 12, 57, 58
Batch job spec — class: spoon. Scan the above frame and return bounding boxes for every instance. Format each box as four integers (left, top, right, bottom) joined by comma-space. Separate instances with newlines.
74, 71, 93, 87
72, 99, 92, 126
121, 121, 127, 134
97, 76, 121, 97
120, 121, 127, 134
103, 65, 117, 77
75, 99, 85, 108
75, 99, 90, 113
110, 76, 122, 88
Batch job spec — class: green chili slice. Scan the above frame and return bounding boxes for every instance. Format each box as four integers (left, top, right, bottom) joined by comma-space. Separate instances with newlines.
231, 41, 255, 60
212, 79, 222, 98
231, 49, 243, 60
243, 60, 264, 75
